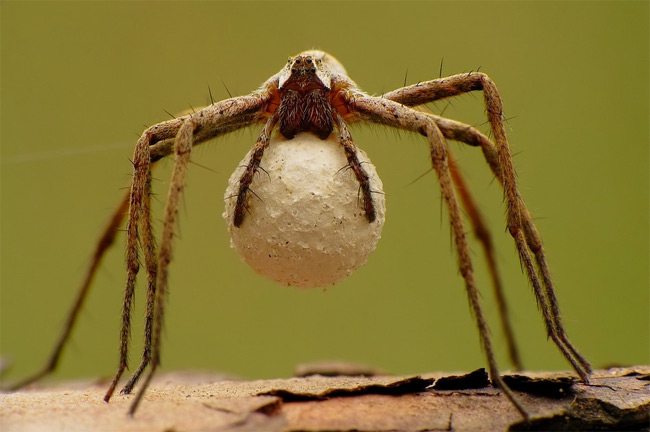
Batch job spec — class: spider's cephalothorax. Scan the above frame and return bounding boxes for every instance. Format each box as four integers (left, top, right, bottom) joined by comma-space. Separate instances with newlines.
276, 54, 334, 140
10, 50, 591, 420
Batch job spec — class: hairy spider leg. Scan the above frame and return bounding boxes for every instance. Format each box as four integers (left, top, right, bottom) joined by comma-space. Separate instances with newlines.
104, 95, 271, 410
350, 94, 528, 418
333, 113, 376, 222
4, 191, 129, 391
234, 115, 278, 227
447, 151, 523, 371
384, 74, 591, 381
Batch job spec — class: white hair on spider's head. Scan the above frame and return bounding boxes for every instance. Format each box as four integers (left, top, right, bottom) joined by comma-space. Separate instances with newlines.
298, 50, 348, 76
272, 50, 348, 92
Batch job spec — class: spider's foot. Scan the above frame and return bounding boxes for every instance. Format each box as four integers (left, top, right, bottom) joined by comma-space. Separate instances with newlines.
233, 207, 246, 227
364, 200, 376, 223
358, 184, 376, 223
233, 185, 251, 227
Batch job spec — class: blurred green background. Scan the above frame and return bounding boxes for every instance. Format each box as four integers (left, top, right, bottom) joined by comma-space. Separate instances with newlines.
1, 2, 648, 386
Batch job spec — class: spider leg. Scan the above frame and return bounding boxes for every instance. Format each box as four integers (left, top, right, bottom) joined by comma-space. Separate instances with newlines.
123, 94, 270, 414
126, 115, 198, 415
100, 96, 269, 407
448, 151, 522, 371
119, 169, 157, 395
407, 105, 522, 369
233, 114, 278, 227
3, 191, 129, 391
7, 92, 268, 405
350, 95, 528, 418
104, 131, 154, 402
385, 75, 592, 381
518, 204, 592, 376
120, 104, 252, 395
334, 113, 376, 222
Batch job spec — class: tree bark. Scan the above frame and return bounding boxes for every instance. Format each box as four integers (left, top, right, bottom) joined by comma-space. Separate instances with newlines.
1, 366, 648, 432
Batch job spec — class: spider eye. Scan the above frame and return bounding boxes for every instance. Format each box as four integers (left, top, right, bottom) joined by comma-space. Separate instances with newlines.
306, 58, 313, 64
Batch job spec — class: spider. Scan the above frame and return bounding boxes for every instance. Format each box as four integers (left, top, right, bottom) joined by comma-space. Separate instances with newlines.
9, 50, 591, 418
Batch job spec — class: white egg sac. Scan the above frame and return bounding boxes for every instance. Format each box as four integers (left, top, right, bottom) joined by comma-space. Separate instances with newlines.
223, 132, 385, 288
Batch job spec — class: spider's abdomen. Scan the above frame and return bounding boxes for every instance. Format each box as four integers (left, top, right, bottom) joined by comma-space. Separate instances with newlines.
277, 88, 334, 140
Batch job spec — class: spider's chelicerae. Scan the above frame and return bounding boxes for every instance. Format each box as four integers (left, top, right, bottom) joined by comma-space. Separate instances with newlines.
11, 50, 591, 418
